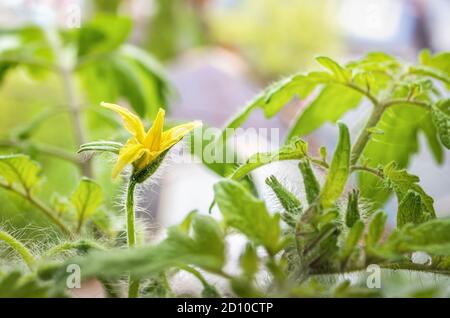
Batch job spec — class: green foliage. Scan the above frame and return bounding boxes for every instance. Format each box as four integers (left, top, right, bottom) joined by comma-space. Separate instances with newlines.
397, 190, 424, 228
229, 138, 308, 181
419, 50, 450, 88
71, 178, 103, 232
384, 218, 450, 256
366, 212, 387, 249
239, 243, 259, 279
0, 154, 41, 192
1, 49, 449, 298
75, 19, 171, 118
287, 84, 362, 138
0, 272, 63, 298
0, 15, 170, 121
58, 214, 225, 280
359, 105, 441, 203
214, 179, 283, 255
319, 123, 351, 208
432, 99, 450, 149
383, 162, 435, 219
76, 15, 132, 58
340, 220, 364, 265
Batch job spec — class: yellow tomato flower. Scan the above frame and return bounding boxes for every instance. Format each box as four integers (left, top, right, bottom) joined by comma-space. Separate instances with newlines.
101, 102, 201, 178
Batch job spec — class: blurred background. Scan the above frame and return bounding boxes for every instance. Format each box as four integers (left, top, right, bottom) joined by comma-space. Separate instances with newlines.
0, 0, 449, 237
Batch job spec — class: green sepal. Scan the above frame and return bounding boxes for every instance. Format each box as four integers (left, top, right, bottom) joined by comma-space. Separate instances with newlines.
265, 175, 303, 227
298, 159, 321, 205
345, 189, 360, 228
78, 141, 124, 155
132, 149, 170, 184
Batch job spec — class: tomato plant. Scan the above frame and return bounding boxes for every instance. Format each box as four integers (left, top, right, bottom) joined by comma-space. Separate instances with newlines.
0, 15, 450, 298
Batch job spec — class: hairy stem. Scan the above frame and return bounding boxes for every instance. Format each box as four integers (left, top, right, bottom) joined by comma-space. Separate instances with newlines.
43, 240, 106, 258
0, 183, 72, 236
351, 165, 384, 179
0, 230, 36, 270
350, 103, 386, 165
126, 179, 139, 298
126, 180, 137, 247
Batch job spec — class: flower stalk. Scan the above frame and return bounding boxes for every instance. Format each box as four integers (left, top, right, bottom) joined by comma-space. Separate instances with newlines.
80, 102, 201, 298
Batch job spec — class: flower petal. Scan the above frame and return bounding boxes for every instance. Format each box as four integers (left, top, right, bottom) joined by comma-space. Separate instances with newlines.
101, 102, 146, 143
111, 140, 147, 178
144, 108, 165, 151
160, 121, 202, 150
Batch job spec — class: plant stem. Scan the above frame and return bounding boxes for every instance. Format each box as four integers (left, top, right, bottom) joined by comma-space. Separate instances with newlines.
0, 230, 36, 270
44, 28, 93, 177
0, 182, 72, 236
126, 178, 140, 298
351, 165, 384, 179
59, 68, 92, 177
0, 139, 80, 164
383, 99, 430, 110
350, 103, 386, 165
126, 179, 137, 247
344, 82, 379, 106
43, 240, 105, 258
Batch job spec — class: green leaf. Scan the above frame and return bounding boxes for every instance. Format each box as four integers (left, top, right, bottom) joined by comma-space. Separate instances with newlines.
118, 45, 171, 118
108, 56, 158, 118
383, 162, 435, 218
347, 52, 400, 95
421, 112, 444, 164
408, 65, 450, 88
240, 243, 259, 279
0, 26, 54, 79
214, 179, 282, 255
358, 105, 438, 205
77, 61, 119, 108
316, 56, 351, 83
298, 159, 321, 205
265, 175, 303, 227
61, 214, 225, 280
76, 14, 132, 59
419, 50, 450, 88
71, 178, 103, 231
287, 84, 363, 138
0, 154, 41, 192
0, 272, 63, 298
431, 99, 450, 149
76, 17, 170, 119
385, 218, 450, 256
220, 71, 331, 136
319, 123, 351, 208
366, 212, 387, 248
397, 190, 424, 228
229, 138, 308, 181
